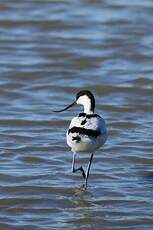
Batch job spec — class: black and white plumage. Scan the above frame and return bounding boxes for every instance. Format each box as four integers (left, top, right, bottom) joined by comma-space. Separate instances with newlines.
54, 90, 107, 189
67, 113, 107, 153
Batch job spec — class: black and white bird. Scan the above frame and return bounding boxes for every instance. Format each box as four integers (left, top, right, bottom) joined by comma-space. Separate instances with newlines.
54, 90, 107, 189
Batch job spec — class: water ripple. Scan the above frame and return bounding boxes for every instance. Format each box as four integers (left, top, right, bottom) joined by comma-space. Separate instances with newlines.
0, 0, 153, 229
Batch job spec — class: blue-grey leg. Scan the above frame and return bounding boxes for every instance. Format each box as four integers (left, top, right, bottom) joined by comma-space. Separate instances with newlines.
84, 153, 94, 189
72, 153, 86, 179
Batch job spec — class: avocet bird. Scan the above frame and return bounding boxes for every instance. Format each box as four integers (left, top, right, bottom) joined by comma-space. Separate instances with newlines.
54, 90, 107, 189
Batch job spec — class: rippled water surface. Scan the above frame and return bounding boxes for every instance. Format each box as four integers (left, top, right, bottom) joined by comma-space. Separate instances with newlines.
0, 0, 153, 229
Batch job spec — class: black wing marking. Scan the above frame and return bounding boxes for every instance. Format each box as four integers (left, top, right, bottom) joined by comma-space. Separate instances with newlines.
86, 114, 101, 118
68, 126, 101, 138
81, 119, 87, 125
72, 135, 81, 143
78, 113, 101, 119
78, 113, 86, 117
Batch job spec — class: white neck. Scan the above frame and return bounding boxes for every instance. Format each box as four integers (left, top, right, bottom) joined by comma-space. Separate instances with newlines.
76, 95, 94, 114
83, 104, 93, 114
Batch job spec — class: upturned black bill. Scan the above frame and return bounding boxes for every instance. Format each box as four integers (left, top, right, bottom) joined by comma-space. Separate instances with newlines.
53, 101, 76, 112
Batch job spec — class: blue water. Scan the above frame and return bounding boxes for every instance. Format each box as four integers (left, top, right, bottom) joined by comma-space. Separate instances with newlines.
0, 0, 153, 229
